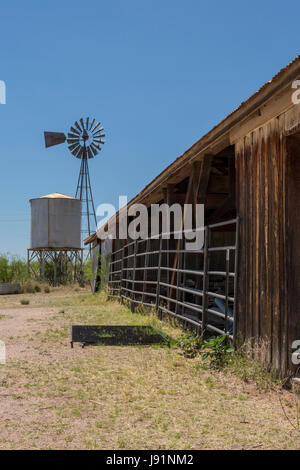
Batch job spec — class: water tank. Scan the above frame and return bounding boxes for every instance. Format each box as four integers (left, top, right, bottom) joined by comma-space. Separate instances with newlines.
30, 193, 81, 249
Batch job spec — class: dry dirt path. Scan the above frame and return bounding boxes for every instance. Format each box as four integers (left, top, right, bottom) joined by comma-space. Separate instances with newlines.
0, 289, 299, 450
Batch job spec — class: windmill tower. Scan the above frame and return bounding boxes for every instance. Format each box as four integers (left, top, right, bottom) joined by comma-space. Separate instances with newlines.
44, 118, 105, 252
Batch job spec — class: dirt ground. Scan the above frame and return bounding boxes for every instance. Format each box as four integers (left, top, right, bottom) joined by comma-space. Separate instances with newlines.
0, 287, 299, 450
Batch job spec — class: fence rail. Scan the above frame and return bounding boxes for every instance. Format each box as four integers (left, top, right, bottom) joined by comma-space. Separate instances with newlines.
107, 218, 239, 340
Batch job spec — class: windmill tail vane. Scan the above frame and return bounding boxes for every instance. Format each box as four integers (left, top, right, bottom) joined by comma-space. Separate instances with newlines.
44, 117, 105, 252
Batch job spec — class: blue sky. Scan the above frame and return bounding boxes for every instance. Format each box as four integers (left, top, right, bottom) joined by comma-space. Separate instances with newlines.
0, 0, 299, 256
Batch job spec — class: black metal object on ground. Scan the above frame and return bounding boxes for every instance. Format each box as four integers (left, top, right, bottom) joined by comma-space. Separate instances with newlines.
70, 325, 172, 348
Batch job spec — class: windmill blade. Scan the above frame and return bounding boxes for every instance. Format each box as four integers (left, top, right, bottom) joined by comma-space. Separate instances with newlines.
68, 132, 80, 140
80, 118, 86, 131
67, 138, 80, 145
70, 126, 81, 135
74, 121, 82, 132
91, 121, 101, 133
91, 142, 101, 152
87, 147, 94, 159
44, 131, 66, 148
72, 145, 82, 157
93, 127, 104, 134
90, 143, 99, 156
86, 117, 89, 130
76, 148, 83, 159
93, 130, 105, 137
89, 118, 95, 130
93, 138, 105, 145
68, 142, 81, 152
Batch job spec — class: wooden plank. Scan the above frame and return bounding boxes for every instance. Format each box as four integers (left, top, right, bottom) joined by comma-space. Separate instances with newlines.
279, 113, 288, 376
244, 133, 253, 345
271, 118, 281, 371
198, 155, 214, 203
252, 128, 260, 348
235, 139, 246, 340
286, 132, 300, 373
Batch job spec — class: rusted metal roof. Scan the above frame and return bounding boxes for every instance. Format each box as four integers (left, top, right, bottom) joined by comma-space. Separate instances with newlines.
84, 232, 97, 245
84, 54, 300, 245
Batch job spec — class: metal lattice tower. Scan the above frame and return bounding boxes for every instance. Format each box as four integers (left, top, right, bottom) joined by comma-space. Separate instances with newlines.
75, 146, 97, 244
44, 118, 105, 254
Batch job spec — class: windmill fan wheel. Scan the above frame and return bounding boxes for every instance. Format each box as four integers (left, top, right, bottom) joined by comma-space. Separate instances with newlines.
67, 117, 105, 159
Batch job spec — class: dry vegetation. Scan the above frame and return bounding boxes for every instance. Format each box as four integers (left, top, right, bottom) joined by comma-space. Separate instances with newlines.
0, 287, 299, 450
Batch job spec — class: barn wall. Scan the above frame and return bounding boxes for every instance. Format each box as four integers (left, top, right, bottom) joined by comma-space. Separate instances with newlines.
286, 134, 300, 374
235, 115, 289, 375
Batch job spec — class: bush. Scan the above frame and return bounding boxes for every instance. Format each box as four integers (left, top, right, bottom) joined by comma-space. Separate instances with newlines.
177, 333, 203, 358
83, 256, 93, 282
177, 333, 233, 368
20, 299, 30, 305
44, 286, 50, 293
201, 335, 234, 370
0, 254, 31, 283
22, 281, 35, 294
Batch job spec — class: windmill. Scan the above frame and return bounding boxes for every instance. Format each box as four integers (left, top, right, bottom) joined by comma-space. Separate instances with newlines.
44, 118, 105, 251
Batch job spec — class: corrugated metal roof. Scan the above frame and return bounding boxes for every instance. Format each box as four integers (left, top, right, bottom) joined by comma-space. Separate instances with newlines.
211, 53, 300, 127
122, 54, 300, 203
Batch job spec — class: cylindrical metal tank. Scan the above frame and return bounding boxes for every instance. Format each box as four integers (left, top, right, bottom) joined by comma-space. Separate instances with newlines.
30, 193, 81, 249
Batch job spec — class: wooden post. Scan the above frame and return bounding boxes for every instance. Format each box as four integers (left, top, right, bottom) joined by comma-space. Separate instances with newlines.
169, 155, 213, 295
170, 170, 194, 293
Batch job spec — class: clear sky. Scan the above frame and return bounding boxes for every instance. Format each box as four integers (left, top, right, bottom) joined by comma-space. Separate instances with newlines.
0, 0, 299, 257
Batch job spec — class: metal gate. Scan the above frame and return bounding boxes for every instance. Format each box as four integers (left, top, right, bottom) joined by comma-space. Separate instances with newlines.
107, 218, 239, 340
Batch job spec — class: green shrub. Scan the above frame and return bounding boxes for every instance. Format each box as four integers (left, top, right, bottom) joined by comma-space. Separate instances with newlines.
83, 256, 93, 282
177, 333, 233, 368
0, 253, 31, 283
20, 299, 30, 305
201, 335, 234, 369
176, 333, 203, 358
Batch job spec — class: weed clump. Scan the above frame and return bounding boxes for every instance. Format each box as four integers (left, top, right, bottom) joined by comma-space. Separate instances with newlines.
176, 333, 280, 390
177, 333, 203, 358
20, 299, 30, 305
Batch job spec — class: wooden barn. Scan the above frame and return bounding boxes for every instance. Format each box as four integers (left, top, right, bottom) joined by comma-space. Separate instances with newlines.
86, 56, 300, 377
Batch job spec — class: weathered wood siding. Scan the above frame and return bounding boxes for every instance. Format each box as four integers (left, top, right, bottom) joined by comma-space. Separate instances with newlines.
235, 115, 290, 375
286, 133, 300, 375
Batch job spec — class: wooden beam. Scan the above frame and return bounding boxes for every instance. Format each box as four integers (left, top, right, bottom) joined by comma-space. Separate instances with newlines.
197, 154, 214, 203
169, 170, 195, 293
